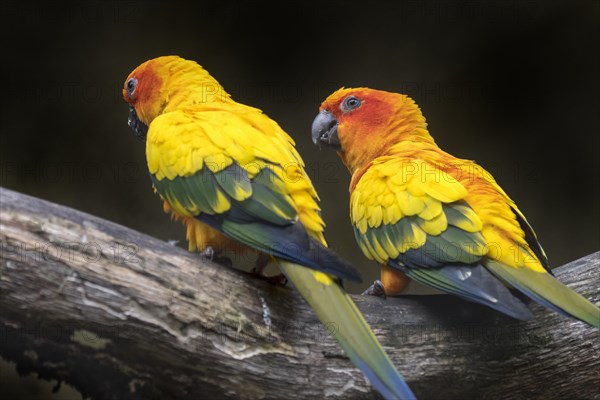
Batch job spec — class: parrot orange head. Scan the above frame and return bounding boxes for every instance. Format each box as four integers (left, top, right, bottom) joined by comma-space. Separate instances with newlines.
122, 55, 230, 140
312, 87, 431, 173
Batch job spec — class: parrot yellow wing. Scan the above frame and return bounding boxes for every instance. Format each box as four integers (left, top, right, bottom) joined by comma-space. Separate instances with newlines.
351, 157, 534, 320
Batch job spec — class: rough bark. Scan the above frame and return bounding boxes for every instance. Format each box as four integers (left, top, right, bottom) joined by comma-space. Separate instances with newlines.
0, 186, 598, 400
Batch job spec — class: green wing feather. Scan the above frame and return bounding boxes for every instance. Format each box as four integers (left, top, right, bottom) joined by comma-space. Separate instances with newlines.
152, 164, 361, 282
352, 160, 533, 318
486, 259, 600, 327
281, 262, 415, 400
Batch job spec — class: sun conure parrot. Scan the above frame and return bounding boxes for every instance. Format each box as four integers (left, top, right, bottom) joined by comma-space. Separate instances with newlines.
122, 57, 416, 399
312, 87, 599, 327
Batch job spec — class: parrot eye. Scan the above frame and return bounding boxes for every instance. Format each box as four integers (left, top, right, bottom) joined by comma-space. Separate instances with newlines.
341, 96, 362, 113
126, 78, 138, 97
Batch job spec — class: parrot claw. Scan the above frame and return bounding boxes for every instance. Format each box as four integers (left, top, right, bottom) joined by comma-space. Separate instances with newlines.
362, 280, 387, 299
200, 246, 215, 260
200, 246, 233, 268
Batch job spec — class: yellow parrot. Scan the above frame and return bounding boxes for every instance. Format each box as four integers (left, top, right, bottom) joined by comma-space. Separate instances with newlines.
312, 87, 599, 327
123, 57, 415, 399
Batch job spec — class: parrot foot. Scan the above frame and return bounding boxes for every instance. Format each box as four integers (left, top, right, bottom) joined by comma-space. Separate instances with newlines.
250, 254, 287, 285
199, 246, 233, 268
200, 246, 215, 260
362, 280, 387, 299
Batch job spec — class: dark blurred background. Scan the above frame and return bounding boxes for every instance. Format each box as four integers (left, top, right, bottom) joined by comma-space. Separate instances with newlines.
0, 1, 598, 397
1, 0, 599, 286
1, 0, 598, 287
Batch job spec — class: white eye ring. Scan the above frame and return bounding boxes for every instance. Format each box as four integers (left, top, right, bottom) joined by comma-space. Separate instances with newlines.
126, 78, 138, 97
341, 96, 362, 113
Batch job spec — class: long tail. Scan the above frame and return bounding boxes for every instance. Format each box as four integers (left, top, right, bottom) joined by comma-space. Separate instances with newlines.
279, 261, 416, 400
486, 260, 600, 328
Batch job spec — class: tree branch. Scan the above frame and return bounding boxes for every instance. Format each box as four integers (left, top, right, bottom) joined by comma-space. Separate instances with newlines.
1, 187, 598, 399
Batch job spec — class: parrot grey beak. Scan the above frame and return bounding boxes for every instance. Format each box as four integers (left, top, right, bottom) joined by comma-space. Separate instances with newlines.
128, 104, 148, 141
311, 110, 340, 150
